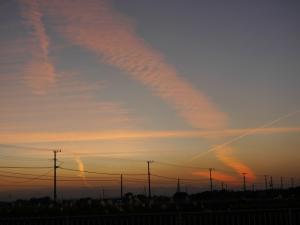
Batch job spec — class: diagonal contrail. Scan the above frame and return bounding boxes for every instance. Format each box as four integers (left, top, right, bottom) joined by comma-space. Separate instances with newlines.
43, 0, 227, 130
20, 0, 56, 94
188, 109, 300, 162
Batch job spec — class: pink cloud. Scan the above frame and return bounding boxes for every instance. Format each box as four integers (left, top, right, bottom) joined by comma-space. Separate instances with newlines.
20, 0, 55, 94
43, 0, 227, 129
216, 147, 256, 182
193, 171, 238, 185
39, 0, 258, 180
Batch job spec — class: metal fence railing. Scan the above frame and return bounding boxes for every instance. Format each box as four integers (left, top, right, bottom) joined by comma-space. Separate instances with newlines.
0, 208, 299, 225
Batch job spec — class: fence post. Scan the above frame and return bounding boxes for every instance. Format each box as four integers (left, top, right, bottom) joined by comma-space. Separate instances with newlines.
176, 212, 182, 225
288, 209, 293, 225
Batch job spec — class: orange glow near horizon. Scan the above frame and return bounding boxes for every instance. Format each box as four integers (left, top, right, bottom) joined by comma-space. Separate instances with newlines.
193, 170, 238, 185
0, 127, 299, 144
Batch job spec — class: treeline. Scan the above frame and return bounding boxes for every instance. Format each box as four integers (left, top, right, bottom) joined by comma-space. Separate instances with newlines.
0, 187, 299, 218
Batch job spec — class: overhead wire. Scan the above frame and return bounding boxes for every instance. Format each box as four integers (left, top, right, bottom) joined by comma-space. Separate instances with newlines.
0, 166, 52, 169
155, 161, 208, 170
0, 143, 57, 152
60, 166, 147, 176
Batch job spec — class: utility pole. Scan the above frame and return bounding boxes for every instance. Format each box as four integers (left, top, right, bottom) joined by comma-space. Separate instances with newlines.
53, 149, 61, 203
242, 173, 247, 192
264, 175, 268, 191
291, 177, 294, 189
120, 174, 123, 200
269, 176, 273, 190
147, 160, 153, 198
221, 182, 224, 191
280, 176, 284, 189
252, 184, 255, 192
176, 177, 181, 193
209, 168, 214, 192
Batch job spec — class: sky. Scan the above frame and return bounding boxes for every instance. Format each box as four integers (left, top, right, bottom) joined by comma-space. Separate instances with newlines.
0, 0, 299, 199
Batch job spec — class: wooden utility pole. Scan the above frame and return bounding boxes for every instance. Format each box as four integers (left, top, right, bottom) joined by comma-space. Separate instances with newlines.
147, 161, 153, 198
242, 173, 247, 192
264, 175, 268, 191
176, 177, 181, 193
53, 149, 61, 203
209, 168, 214, 192
120, 174, 123, 200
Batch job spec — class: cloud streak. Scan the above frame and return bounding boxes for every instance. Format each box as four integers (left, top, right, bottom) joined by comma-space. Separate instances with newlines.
216, 147, 256, 182
20, 0, 55, 94
193, 171, 238, 184
40, 0, 260, 181
74, 156, 93, 187
43, 0, 227, 129
1, 127, 299, 143
189, 109, 300, 162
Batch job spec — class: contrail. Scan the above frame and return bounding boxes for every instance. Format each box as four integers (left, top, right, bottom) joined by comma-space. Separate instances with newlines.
188, 109, 300, 162
41, 0, 293, 178
215, 146, 256, 182
20, 0, 56, 94
43, 0, 227, 129
74, 155, 92, 187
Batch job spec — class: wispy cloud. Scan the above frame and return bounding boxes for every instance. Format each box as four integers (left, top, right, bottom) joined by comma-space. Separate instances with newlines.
20, 0, 55, 94
193, 171, 238, 184
1, 127, 299, 143
188, 109, 300, 162
43, 0, 227, 129
74, 155, 92, 187
0, 72, 136, 133
216, 147, 256, 182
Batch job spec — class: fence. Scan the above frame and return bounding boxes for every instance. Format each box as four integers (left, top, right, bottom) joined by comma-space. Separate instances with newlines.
0, 208, 299, 225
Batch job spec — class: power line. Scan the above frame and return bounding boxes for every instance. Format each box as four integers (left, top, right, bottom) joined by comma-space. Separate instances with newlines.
151, 174, 206, 182
0, 170, 53, 177
58, 179, 119, 182
60, 153, 146, 163
0, 175, 120, 183
155, 161, 238, 177
0, 153, 51, 162
152, 174, 177, 180
0, 144, 56, 152
0, 173, 52, 181
10, 169, 54, 184
155, 161, 208, 170
60, 166, 146, 176
0, 166, 52, 169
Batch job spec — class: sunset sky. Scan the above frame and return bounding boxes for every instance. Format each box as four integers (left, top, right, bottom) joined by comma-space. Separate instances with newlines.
0, 0, 299, 199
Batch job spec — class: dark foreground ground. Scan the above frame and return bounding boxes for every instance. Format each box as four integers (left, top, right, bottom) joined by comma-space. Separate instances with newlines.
0, 209, 299, 225
0, 188, 299, 224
